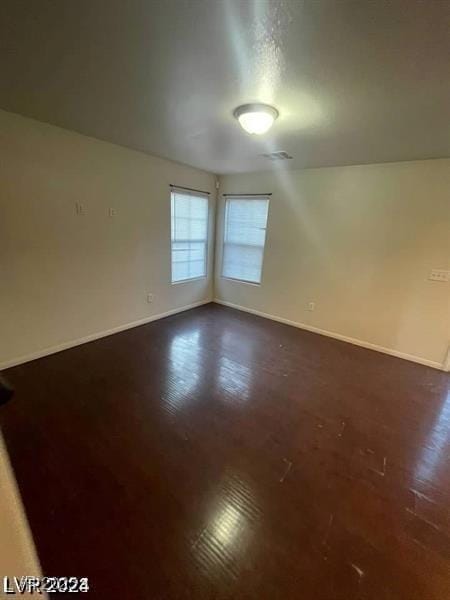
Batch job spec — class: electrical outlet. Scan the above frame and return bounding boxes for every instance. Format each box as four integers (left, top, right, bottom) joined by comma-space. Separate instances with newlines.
308, 302, 315, 311
108, 208, 116, 217
429, 269, 450, 282
75, 202, 85, 215
147, 293, 154, 303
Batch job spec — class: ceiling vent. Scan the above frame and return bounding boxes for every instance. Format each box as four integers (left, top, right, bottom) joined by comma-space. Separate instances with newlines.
261, 151, 293, 161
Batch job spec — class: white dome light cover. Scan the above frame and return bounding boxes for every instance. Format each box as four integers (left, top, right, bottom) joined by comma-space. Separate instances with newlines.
233, 103, 279, 135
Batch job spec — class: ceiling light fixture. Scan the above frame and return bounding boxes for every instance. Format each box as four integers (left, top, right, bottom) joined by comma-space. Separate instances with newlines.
233, 103, 279, 135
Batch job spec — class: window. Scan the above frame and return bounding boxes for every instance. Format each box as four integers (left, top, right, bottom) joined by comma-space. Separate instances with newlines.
171, 188, 209, 283
221, 195, 270, 284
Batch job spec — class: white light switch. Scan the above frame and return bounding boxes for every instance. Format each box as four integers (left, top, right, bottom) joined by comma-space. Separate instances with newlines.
108, 208, 116, 217
429, 269, 450, 282
75, 202, 85, 215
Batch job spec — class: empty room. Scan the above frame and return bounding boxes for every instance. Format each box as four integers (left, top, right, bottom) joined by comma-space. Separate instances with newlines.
0, 1, 449, 598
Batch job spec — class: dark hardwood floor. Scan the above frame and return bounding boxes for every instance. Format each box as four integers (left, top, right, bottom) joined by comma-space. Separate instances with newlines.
1, 303, 449, 599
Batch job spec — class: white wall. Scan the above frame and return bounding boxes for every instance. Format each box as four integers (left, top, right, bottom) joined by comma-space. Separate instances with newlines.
0, 434, 43, 595
215, 160, 450, 368
0, 109, 216, 367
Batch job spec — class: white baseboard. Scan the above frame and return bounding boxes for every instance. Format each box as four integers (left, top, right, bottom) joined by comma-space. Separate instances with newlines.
0, 300, 211, 370
213, 298, 444, 370
2, 298, 445, 372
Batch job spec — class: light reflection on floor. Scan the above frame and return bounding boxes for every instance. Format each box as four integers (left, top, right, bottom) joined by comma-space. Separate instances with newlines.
414, 390, 450, 484
217, 356, 253, 404
162, 328, 201, 414
211, 502, 246, 547
192, 471, 260, 582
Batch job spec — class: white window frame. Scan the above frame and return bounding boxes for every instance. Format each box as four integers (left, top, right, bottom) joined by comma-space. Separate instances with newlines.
170, 188, 209, 284
221, 195, 270, 285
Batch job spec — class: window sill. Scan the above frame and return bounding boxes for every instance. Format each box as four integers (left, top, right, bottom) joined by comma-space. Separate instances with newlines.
220, 276, 261, 287
171, 276, 207, 285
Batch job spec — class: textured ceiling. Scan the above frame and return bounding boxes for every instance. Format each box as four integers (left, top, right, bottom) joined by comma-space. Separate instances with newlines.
1, 0, 449, 174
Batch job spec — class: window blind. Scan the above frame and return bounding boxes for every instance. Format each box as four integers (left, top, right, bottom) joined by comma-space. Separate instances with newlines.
222, 196, 270, 284
171, 189, 209, 283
